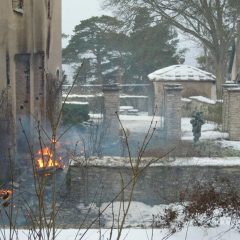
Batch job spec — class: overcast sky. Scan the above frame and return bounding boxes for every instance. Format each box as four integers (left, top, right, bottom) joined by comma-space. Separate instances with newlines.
62, 0, 109, 36
62, 0, 199, 67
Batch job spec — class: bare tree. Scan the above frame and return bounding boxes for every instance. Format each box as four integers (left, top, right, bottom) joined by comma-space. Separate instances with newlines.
104, 0, 240, 97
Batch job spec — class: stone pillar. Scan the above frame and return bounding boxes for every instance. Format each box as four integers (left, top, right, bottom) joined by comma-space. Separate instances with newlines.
102, 83, 121, 138
222, 82, 238, 132
228, 87, 240, 140
164, 83, 183, 141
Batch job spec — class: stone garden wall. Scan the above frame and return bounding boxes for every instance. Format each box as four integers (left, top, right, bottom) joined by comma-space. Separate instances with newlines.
62, 94, 149, 113
181, 96, 222, 124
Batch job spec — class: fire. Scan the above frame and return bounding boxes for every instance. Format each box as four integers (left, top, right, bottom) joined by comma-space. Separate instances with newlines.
0, 189, 13, 201
36, 147, 64, 170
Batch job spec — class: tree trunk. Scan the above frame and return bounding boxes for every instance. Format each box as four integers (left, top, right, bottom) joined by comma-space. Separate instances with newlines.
214, 56, 228, 99
96, 49, 103, 84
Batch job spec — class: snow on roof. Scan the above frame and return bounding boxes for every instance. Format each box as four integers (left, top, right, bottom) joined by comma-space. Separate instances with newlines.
148, 65, 216, 82
189, 96, 216, 104
181, 97, 192, 103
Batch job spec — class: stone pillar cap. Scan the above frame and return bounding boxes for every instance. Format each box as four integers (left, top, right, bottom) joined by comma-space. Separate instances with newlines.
102, 83, 121, 91
222, 81, 238, 88
227, 87, 240, 92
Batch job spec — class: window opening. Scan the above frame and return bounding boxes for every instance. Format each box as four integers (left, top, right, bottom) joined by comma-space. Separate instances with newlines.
6, 54, 10, 86
12, 0, 24, 14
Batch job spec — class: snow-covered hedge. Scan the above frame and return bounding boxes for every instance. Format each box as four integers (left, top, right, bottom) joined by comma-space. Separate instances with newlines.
62, 102, 90, 125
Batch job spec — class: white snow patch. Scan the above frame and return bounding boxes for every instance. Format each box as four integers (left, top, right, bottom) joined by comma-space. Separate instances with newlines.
76, 201, 181, 228
181, 118, 228, 140
62, 94, 101, 98
120, 95, 148, 99
181, 97, 192, 102
120, 106, 134, 110
63, 101, 89, 105
189, 96, 216, 104
218, 140, 240, 151
182, 130, 228, 141
70, 156, 240, 168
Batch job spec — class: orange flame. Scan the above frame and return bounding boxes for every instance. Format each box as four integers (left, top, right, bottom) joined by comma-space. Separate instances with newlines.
36, 147, 64, 170
0, 189, 13, 201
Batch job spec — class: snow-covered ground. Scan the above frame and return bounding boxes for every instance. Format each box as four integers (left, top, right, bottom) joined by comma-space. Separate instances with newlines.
2, 199, 239, 239
56, 227, 240, 240
3, 208, 240, 240
88, 114, 240, 153
89, 114, 229, 141
70, 156, 240, 167
6, 115, 238, 240
3, 215, 240, 240
218, 140, 240, 151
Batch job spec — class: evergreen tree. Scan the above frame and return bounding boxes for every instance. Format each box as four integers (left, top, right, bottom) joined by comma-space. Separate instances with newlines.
127, 8, 184, 84
104, 0, 240, 97
63, 15, 128, 84
63, 12, 184, 86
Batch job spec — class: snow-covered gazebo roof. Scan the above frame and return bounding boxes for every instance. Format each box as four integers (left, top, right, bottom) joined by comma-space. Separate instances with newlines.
148, 65, 216, 82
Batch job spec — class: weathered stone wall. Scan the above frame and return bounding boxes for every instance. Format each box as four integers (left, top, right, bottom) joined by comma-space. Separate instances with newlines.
228, 88, 240, 140
63, 83, 151, 113
164, 84, 182, 141
66, 165, 240, 209
0, 0, 62, 153
156, 81, 215, 97
154, 81, 216, 116
120, 96, 148, 112
62, 94, 149, 113
181, 97, 222, 124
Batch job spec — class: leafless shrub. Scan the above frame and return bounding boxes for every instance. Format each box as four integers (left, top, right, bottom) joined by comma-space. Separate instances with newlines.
153, 178, 240, 235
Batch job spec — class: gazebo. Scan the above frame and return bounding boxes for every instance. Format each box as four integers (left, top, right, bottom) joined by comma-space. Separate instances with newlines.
148, 65, 216, 114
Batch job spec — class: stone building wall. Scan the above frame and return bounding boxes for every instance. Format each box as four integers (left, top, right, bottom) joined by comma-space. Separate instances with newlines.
0, 0, 62, 154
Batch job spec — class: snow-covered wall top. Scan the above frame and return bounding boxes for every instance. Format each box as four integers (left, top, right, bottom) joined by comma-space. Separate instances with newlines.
148, 65, 216, 82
